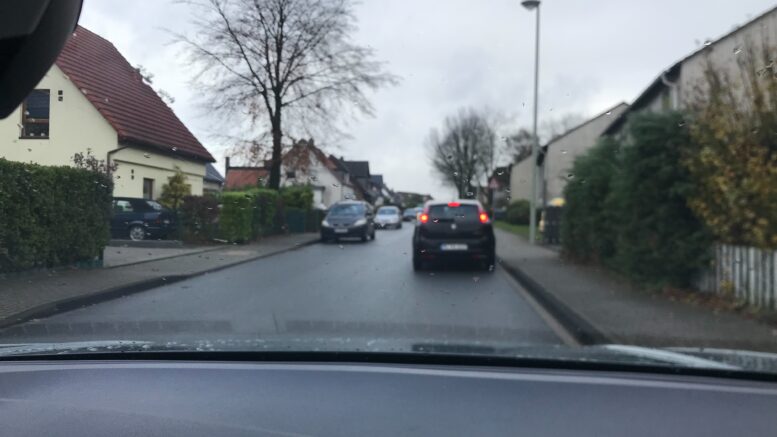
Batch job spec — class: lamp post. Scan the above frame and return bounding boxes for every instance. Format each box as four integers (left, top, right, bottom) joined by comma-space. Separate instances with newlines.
521, 0, 541, 244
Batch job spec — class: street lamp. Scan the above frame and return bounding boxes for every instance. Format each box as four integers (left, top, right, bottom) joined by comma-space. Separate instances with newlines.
521, 0, 541, 244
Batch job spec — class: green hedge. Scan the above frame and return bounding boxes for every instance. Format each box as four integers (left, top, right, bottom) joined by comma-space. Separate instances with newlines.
0, 159, 112, 272
280, 186, 313, 210
179, 195, 220, 242
561, 112, 712, 287
506, 200, 531, 225
247, 188, 279, 238
219, 192, 253, 243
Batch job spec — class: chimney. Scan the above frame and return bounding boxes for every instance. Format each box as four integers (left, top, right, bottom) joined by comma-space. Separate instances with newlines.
225, 157, 230, 176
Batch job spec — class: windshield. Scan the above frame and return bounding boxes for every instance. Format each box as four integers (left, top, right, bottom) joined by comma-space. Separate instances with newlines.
328, 204, 365, 216
1, 0, 777, 377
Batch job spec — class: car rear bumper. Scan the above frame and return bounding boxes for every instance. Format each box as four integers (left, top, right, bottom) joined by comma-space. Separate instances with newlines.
413, 235, 494, 260
321, 225, 368, 239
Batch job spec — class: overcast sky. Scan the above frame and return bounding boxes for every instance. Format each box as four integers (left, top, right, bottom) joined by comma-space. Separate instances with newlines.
79, 0, 776, 200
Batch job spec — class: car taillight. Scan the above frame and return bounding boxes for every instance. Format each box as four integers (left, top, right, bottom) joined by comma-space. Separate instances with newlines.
479, 213, 489, 223
448, 202, 461, 207
419, 213, 429, 224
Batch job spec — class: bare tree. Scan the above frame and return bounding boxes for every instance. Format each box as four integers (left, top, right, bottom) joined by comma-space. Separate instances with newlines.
540, 113, 584, 143
429, 108, 497, 199
175, 0, 398, 189
504, 128, 533, 163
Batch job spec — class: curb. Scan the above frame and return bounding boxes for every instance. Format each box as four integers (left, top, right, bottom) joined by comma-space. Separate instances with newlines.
498, 259, 611, 345
0, 238, 320, 331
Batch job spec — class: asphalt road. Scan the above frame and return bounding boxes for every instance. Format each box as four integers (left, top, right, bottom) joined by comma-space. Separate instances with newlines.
0, 226, 564, 350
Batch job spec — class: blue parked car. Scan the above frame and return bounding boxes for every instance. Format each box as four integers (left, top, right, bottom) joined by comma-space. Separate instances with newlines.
111, 197, 177, 241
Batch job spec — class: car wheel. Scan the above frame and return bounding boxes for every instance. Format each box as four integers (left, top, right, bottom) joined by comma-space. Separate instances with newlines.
413, 256, 422, 271
129, 225, 146, 241
361, 232, 368, 242
398, 223, 403, 229
484, 251, 496, 272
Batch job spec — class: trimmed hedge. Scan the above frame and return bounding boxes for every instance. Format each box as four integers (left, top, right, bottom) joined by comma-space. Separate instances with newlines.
0, 159, 112, 272
506, 200, 531, 225
247, 188, 279, 238
219, 192, 253, 243
179, 195, 220, 242
280, 186, 313, 210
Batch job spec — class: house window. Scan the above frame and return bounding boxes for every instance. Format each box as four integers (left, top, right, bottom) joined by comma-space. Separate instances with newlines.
143, 178, 154, 200
286, 170, 296, 179
21, 89, 50, 138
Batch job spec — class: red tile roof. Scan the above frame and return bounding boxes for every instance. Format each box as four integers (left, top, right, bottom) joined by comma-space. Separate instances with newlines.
225, 168, 268, 190
55, 26, 215, 162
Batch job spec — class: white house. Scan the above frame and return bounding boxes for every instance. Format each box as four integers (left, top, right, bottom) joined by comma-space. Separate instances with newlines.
280, 140, 357, 209
0, 26, 215, 199
510, 103, 628, 204
605, 5, 777, 135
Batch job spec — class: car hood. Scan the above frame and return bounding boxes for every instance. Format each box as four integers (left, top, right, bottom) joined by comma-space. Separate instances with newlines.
1, 339, 776, 375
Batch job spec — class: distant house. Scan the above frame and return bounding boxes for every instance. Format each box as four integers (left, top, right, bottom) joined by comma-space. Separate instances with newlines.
224, 157, 268, 191
281, 140, 356, 209
0, 26, 215, 199
395, 191, 433, 209
510, 102, 628, 204
203, 163, 224, 194
605, 5, 777, 135
330, 158, 380, 204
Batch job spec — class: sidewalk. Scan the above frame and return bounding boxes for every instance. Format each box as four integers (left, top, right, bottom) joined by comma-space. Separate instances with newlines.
0, 233, 319, 328
495, 229, 777, 352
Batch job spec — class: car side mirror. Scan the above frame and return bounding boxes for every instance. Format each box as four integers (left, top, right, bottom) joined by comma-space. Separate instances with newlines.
0, 0, 83, 118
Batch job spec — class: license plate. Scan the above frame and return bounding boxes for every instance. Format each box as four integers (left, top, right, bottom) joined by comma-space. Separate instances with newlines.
441, 243, 468, 251
335, 228, 348, 234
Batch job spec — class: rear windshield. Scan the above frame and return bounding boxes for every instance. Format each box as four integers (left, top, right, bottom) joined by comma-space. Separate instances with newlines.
378, 207, 398, 215
428, 204, 479, 221
329, 204, 365, 216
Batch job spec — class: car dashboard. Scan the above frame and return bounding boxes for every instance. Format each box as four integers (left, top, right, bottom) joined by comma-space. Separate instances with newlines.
0, 358, 774, 436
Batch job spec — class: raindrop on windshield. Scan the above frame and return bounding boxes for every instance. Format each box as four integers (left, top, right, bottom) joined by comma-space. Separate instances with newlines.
453, 172, 459, 177
172, 147, 178, 152
704, 39, 713, 47
497, 170, 504, 175
606, 111, 612, 116
143, 153, 151, 158
561, 150, 568, 155
567, 173, 575, 179
734, 46, 743, 55
338, 244, 344, 249
332, 183, 339, 187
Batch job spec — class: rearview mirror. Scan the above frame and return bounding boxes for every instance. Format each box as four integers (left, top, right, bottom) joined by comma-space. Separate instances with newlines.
0, 0, 83, 118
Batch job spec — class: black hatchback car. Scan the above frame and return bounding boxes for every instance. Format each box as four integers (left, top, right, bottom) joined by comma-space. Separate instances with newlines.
412, 200, 495, 271
110, 197, 177, 241
321, 201, 376, 242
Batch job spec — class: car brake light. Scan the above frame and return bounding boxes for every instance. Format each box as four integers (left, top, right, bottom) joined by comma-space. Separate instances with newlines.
479, 213, 489, 223
448, 202, 461, 207
419, 213, 429, 224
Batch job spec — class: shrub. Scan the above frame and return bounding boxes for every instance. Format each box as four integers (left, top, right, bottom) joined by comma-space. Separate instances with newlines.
280, 186, 313, 210
610, 111, 712, 287
158, 167, 191, 211
179, 195, 220, 242
562, 112, 712, 287
219, 192, 253, 243
246, 188, 279, 238
561, 136, 620, 262
0, 159, 112, 272
505, 200, 531, 225
684, 44, 777, 249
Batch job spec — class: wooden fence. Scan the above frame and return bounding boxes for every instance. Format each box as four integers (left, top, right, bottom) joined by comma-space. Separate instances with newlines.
697, 244, 777, 310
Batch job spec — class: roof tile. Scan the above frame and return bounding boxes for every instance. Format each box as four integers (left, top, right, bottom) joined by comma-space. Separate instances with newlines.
56, 26, 215, 162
